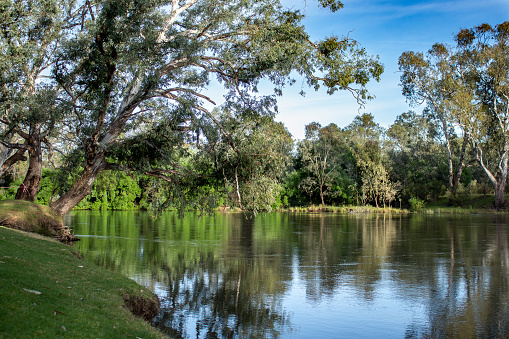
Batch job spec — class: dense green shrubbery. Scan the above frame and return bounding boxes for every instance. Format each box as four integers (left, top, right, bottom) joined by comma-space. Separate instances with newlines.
75, 171, 142, 210
409, 197, 426, 211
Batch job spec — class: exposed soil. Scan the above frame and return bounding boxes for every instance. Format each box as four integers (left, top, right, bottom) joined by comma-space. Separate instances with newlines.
123, 293, 161, 322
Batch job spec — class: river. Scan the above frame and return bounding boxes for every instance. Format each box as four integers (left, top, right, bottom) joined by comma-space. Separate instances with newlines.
65, 211, 509, 338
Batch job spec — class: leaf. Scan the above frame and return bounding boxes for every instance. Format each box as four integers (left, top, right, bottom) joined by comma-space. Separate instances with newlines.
23, 288, 42, 295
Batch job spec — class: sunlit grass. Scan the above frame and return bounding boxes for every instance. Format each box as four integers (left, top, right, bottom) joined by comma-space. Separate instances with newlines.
0, 200, 63, 236
0, 226, 166, 338
284, 205, 411, 213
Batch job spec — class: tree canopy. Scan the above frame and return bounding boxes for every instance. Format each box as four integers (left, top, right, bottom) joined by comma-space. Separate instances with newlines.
1, 0, 383, 216
399, 21, 509, 208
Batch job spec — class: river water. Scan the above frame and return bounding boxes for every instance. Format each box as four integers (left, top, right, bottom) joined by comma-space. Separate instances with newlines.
65, 211, 509, 338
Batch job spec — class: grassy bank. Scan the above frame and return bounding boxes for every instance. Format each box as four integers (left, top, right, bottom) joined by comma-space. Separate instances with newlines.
0, 226, 166, 338
280, 193, 509, 214
0, 200, 63, 236
284, 205, 411, 213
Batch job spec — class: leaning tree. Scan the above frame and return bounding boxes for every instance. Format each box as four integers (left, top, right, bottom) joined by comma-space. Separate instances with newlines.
48, 0, 383, 216
452, 22, 509, 208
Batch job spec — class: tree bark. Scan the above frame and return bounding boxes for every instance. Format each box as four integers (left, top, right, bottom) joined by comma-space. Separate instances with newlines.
473, 143, 507, 209
452, 133, 469, 192
494, 183, 506, 209
15, 136, 42, 202
50, 155, 107, 216
0, 148, 27, 180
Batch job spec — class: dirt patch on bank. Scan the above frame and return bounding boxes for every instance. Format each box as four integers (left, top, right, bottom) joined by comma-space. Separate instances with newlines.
123, 293, 161, 322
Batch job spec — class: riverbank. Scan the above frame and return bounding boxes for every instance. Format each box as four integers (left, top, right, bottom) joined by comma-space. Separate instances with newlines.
0, 200, 80, 242
282, 193, 509, 214
0, 225, 167, 338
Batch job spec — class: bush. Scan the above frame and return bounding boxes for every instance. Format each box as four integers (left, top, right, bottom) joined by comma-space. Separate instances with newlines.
409, 196, 425, 211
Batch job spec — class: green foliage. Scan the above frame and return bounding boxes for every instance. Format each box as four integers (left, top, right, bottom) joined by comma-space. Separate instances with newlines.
21, 0, 384, 215
399, 21, 509, 208
318, 0, 344, 12
409, 197, 426, 211
281, 170, 310, 206
298, 122, 347, 205
203, 108, 294, 213
35, 169, 59, 205
75, 171, 142, 210
0, 180, 19, 200
386, 111, 447, 202
355, 140, 396, 207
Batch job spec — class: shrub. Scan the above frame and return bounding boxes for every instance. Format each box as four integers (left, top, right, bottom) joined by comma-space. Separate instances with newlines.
409, 197, 425, 211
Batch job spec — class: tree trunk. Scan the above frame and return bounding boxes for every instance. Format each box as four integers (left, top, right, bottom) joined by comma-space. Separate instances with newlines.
494, 183, 506, 209
50, 155, 107, 216
451, 133, 469, 195
0, 148, 27, 180
474, 143, 507, 209
319, 184, 325, 206
15, 137, 42, 202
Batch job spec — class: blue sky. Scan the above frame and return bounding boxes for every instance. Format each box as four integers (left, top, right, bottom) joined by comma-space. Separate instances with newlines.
273, 0, 509, 139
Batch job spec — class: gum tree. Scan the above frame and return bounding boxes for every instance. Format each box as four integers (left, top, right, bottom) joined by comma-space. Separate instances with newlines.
398, 43, 469, 196
203, 108, 293, 212
49, 0, 383, 216
298, 122, 344, 206
452, 22, 509, 208
400, 21, 509, 208
0, 0, 79, 201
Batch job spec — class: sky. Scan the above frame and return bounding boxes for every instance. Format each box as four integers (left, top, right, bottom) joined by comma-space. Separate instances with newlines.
270, 0, 509, 140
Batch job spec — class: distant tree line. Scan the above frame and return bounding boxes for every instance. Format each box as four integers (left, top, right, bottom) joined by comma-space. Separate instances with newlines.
0, 109, 500, 211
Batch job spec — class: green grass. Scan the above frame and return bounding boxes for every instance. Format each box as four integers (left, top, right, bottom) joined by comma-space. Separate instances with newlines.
284, 205, 411, 213
0, 226, 167, 338
0, 200, 63, 236
280, 194, 509, 214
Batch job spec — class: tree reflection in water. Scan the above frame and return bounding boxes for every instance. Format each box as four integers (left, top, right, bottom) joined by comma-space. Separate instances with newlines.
152, 215, 291, 338
153, 261, 290, 338
68, 211, 509, 338
406, 215, 509, 338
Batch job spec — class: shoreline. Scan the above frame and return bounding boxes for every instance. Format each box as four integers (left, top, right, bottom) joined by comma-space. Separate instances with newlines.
0, 225, 167, 338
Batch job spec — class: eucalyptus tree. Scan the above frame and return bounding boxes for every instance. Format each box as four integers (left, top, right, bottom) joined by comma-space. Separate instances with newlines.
0, 0, 80, 201
386, 111, 446, 202
342, 113, 397, 207
343, 112, 382, 142
355, 140, 396, 208
49, 0, 383, 216
400, 22, 509, 208
298, 122, 345, 206
450, 22, 509, 208
398, 42, 469, 196
201, 108, 293, 213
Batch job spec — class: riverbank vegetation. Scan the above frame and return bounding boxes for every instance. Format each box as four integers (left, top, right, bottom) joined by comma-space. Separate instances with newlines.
0, 226, 165, 338
0, 0, 507, 218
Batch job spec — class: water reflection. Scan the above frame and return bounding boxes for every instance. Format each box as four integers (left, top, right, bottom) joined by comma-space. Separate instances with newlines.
66, 211, 509, 338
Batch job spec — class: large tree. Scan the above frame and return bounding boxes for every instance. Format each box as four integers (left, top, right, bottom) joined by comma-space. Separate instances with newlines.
386, 111, 447, 202
47, 0, 383, 216
298, 122, 344, 206
400, 22, 509, 208
343, 113, 396, 207
451, 22, 509, 208
204, 108, 293, 212
0, 0, 79, 201
398, 42, 469, 196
